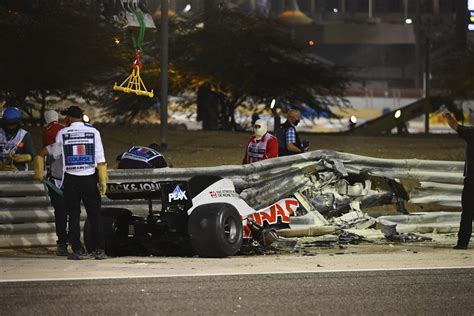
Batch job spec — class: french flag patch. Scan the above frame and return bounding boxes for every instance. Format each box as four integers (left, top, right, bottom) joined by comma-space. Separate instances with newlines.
73, 145, 86, 155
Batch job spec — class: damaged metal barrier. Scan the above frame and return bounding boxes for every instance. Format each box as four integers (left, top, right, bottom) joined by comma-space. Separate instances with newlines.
0, 150, 466, 248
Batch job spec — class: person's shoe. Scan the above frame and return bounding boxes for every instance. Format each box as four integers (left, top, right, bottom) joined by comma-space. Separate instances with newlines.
94, 249, 108, 260
453, 244, 468, 250
56, 243, 68, 256
68, 249, 88, 260
77, 247, 88, 256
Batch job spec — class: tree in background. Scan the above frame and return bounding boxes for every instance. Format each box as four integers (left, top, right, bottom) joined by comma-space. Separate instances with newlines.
0, 1, 129, 124
0, 2, 350, 129
171, 8, 350, 130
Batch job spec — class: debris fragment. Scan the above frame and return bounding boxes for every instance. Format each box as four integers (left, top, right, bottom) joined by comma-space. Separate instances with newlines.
380, 223, 433, 242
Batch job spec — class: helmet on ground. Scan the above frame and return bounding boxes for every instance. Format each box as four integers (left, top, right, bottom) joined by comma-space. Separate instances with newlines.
2, 107, 22, 124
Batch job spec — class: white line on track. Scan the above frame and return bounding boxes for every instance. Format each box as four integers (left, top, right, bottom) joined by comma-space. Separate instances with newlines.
2, 265, 474, 283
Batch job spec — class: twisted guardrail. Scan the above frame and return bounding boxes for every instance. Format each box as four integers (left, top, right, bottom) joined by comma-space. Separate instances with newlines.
0, 150, 463, 248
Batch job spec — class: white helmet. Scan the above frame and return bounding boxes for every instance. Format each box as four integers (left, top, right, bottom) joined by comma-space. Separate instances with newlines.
44, 110, 59, 124
253, 119, 267, 140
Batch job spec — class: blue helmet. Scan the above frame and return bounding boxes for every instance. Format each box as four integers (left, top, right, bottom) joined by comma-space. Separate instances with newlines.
2, 107, 22, 124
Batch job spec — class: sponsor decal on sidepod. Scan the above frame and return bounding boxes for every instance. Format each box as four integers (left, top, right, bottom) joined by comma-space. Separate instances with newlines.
242, 198, 299, 238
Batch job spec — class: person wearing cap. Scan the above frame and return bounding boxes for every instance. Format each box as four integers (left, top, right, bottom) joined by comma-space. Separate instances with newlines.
35, 110, 69, 256
117, 143, 168, 169
444, 112, 473, 250
34, 106, 108, 260
242, 119, 279, 164
0, 106, 33, 171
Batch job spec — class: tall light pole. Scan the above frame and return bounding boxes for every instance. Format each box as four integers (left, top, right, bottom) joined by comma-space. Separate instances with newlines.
423, 37, 430, 134
160, 0, 169, 151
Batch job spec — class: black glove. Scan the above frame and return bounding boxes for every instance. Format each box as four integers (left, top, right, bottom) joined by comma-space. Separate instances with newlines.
302, 140, 310, 152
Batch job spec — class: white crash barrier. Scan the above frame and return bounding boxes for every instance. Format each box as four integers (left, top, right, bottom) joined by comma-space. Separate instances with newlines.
409, 182, 463, 207
376, 212, 462, 234
0, 150, 463, 248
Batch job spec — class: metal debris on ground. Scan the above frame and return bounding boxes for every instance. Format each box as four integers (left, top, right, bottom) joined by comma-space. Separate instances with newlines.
338, 231, 368, 245
267, 155, 458, 248
381, 223, 433, 242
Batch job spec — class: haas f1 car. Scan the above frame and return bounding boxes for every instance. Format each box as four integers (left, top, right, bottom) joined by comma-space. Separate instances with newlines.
84, 176, 300, 258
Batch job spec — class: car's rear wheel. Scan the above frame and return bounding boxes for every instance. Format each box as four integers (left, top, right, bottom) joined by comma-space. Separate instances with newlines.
188, 203, 243, 258
84, 208, 132, 256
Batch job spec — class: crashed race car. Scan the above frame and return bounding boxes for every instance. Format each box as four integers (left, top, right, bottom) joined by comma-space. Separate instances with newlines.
84, 160, 411, 258
84, 175, 302, 258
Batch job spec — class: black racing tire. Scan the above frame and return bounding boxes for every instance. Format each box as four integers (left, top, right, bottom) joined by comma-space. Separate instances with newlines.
188, 203, 243, 258
84, 208, 132, 256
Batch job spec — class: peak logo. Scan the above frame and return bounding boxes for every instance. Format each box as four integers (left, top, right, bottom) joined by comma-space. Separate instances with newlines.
168, 185, 187, 202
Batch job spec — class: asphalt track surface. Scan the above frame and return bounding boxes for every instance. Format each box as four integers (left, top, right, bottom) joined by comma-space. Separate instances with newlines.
1, 267, 473, 315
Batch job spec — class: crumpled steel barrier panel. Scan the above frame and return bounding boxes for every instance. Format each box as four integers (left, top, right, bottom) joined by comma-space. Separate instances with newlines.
241, 174, 310, 210
0, 233, 59, 248
0, 196, 154, 210
409, 181, 463, 207
0, 183, 44, 197
0, 224, 86, 248
1, 222, 60, 234
376, 212, 464, 234
0, 203, 152, 225
0, 150, 465, 248
325, 151, 463, 172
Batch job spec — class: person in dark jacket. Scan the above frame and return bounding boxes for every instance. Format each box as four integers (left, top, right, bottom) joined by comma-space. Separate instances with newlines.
445, 111, 473, 249
117, 143, 168, 169
275, 109, 308, 156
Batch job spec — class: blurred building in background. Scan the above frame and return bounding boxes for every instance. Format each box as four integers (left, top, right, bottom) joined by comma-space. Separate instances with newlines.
149, 0, 472, 100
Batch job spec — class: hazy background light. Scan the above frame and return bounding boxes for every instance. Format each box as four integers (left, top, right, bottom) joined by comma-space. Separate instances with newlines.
270, 99, 276, 109
183, 4, 191, 12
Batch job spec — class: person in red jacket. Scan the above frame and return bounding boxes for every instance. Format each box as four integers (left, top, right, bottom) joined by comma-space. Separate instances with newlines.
40, 110, 69, 256
242, 119, 278, 164
42, 110, 65, 147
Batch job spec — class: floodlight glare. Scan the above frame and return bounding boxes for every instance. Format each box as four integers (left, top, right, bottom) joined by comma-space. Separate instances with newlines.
270, 99, 276, 109
183, 4, 191, 13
